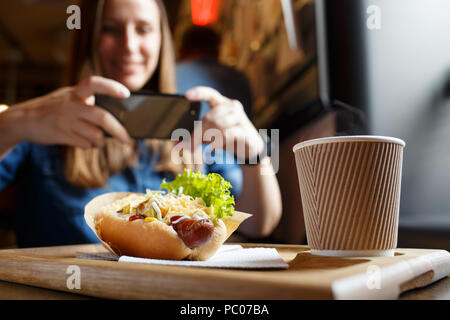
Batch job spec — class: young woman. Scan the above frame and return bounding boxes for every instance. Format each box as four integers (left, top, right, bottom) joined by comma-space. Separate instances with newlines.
0, 0, 281, 247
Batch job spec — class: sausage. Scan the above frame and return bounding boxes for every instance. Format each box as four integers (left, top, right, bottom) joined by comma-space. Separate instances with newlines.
171, 216, 215, 248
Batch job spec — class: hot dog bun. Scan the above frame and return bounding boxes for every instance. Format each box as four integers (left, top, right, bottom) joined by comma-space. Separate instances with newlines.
84, 192, 250, 261
95, 211, 227, 260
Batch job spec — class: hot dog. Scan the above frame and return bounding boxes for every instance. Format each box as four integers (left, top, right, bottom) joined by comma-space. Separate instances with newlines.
84, 170, 251, 261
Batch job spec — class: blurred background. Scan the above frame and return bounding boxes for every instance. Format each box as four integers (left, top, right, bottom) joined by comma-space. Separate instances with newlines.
0, 0, 449, 250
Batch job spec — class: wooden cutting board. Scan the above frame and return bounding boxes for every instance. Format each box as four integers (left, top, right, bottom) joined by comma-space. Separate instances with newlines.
0, 243, 448, 299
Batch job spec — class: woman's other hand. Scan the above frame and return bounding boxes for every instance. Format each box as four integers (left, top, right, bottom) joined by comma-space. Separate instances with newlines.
185, 86, 264, 160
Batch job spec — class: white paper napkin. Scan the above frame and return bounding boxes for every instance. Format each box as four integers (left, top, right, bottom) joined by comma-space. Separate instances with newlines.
118, 245, 289, 269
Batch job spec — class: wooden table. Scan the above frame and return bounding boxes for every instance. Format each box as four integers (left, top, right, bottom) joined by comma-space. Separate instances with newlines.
0, 243, 448, 300
1, 275, 448, 300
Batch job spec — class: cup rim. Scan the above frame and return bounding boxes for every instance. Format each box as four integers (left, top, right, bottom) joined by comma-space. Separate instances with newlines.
292, 135, 406, 152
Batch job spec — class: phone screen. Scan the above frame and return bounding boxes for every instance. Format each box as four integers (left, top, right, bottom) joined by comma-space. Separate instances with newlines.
95, 91, 201, 139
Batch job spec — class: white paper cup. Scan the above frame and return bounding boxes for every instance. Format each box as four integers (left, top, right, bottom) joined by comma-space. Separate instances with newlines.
293, 136, 405, 257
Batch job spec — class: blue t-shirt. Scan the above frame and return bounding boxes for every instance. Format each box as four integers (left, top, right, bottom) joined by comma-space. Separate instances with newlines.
0, 141, 242, 247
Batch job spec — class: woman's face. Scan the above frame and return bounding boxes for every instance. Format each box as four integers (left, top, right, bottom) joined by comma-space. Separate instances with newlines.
98, 0, 161, 91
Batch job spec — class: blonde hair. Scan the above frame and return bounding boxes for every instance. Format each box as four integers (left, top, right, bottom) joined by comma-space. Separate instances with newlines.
63, 0, 201, 188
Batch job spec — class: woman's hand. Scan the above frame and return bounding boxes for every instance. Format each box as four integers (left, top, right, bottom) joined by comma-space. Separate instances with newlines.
185, 86, 264, 161
1, 76, 131, 149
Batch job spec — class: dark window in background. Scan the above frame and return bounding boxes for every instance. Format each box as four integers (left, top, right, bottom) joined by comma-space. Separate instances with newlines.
255, 0, 367, 141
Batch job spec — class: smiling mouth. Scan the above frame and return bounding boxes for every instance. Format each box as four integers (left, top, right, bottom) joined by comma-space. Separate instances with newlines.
113, 63, 145, 75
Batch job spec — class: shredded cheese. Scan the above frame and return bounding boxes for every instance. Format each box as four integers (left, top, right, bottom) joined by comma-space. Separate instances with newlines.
110, 189, 212, 223
151, 201, 162, 220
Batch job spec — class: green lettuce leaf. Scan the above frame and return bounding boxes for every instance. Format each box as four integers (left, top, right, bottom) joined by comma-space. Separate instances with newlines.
160, 169, 235, 220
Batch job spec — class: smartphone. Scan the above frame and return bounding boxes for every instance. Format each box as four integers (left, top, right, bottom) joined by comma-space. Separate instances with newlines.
95, 91, 201, 139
